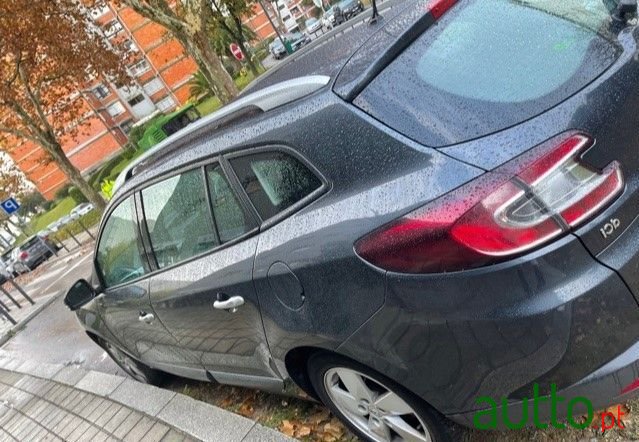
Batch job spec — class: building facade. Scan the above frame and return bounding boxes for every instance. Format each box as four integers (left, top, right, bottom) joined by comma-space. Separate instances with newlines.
8, 2, 198, 200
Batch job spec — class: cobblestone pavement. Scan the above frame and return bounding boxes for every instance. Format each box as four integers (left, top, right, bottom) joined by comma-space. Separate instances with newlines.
0, 356, 293, 442
0, 369, 192, 442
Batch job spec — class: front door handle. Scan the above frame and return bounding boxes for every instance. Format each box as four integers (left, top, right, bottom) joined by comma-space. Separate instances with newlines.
138, 312, 155, 324
213, 296, 245, 312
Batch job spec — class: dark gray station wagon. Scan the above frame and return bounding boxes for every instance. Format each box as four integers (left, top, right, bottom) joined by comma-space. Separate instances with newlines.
66, 0, 639, 440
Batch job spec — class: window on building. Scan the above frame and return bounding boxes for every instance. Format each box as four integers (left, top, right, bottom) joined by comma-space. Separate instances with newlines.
96, 197, 147, 287
156, 96, 176, 112
230, 151, 322, 220
128, 94, 145, 106
143, 78, 164, 96
130, 60, 151, 77
92, 84, 110, 100
122, 40, 139, 54
142, 170, 218, 269
120, 120, 134, 134
89, 4, 110, 19
104, 20, 123, 38
106, 101, 126, 117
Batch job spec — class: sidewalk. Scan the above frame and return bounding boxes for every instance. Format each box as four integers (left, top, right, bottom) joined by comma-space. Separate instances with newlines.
0, 353, 293, 442
0, 247, 93, 341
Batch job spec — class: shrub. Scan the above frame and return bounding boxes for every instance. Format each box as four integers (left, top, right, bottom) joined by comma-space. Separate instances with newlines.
68, 186, 89, 204
54, 184, 72, 202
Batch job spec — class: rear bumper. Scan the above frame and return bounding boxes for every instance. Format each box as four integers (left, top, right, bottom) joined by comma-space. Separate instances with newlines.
449, 340, 639, 428
339, 233, 639, 422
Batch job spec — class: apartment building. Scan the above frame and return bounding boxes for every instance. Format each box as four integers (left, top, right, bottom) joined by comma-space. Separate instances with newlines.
8, 2, 197, 200
244, 0, 316, 39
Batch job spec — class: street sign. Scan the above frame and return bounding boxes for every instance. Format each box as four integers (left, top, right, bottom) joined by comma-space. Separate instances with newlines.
229, 43, 245, 61
0, 198, 19, 215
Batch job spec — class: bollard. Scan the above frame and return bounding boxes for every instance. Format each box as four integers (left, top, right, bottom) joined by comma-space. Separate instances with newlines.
0, 298, 10, 312
0, 286, 21, 309
56, 237, 70, 253
0, 304, 16, 325
78, 219, 95, 240
66, 229, 82, 248
7, 279, 34, 305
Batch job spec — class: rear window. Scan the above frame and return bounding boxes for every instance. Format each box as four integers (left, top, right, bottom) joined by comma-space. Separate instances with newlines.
354, 0, 619, 147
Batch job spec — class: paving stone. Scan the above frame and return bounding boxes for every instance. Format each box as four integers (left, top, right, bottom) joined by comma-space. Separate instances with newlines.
140, 421, 170, 442
14, 360, 61, 379
75, 371, 125, 396
123, 415, 155, 442
112, 410, 143, 439
158, 394, 254, 442
161, 429, 187, 442
66, 419, 91, 442
93, 401, 122, 428
53, 366, 89, 386
103, 406, 132, 434
241, 424, 295, 442
109, 379, 175, 416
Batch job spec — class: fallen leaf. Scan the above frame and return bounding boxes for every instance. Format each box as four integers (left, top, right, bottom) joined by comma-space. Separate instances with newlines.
280, 420, 295, 437
295, 425, 312, 437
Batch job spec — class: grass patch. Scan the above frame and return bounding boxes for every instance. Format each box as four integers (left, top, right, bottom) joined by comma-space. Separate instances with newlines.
49, 210, 101, 244
195, 96, 222, 116
29, 197, 77, 233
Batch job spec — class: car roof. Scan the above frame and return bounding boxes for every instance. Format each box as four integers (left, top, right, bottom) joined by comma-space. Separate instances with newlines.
110, 0, 420, 204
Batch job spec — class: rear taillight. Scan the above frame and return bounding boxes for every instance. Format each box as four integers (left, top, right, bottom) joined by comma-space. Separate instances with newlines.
19, 251, 28, 261
355, 133, 624, 273
426, 0, 457, 18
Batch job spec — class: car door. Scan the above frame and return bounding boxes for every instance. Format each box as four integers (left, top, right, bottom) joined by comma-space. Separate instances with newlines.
94, 195, 202, 375
142, 163, 279, 388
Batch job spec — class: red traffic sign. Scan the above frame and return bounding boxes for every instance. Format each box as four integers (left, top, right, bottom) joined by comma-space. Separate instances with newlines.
229, 43, 244, 61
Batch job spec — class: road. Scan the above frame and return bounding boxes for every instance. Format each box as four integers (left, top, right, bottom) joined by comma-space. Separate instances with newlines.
1, 251, 123, 375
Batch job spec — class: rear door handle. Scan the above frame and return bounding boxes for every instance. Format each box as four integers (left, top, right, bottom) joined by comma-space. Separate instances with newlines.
138, 312, 155, 324
213, 296, 245, 312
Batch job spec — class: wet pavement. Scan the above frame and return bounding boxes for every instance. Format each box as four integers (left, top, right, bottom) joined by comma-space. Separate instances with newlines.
0, 251, 122, 376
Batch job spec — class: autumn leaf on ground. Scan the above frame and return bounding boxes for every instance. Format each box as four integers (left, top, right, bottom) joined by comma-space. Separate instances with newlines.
280, 420, 296, 437
295, 424, 312, 438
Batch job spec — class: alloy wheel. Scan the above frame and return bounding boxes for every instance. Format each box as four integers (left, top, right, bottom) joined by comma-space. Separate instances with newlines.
323, 367, 432, 442
103, 342, 147, 383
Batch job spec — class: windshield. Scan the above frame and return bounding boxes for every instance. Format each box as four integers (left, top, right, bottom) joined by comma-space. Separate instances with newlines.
355, 0, 619, 147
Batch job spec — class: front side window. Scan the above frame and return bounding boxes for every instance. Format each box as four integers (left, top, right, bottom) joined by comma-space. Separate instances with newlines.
206, 165, 251, 243
97, 197, 146, 287
142, 169, 218, 269
230, 151, 322, 220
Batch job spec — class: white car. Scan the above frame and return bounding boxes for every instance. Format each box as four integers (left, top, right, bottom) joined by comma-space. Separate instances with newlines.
305, 17, 322, 34
70, 203, 94, 219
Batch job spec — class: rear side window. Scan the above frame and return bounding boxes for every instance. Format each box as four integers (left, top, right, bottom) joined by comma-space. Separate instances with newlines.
354, 0, 619, 147
230, 151, 322, 220
97, 197, 147, 287
142, 169, 218, 269
206, 165, 252, 242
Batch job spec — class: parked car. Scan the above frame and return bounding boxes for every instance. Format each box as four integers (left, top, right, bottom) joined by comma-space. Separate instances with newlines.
15, 235, 56, 271
269, 32, 311, 59
305, 17, 322, 34
47, 221, 62, 233
70, 203, 94, 219
0, 258, 9, 285
323, 0, 363, 27
66, 1, 639, 441
5, 248, 28, 276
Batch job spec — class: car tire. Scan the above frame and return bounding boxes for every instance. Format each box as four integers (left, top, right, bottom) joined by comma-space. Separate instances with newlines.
99, 338, 165, 386
307, 352, 457, 442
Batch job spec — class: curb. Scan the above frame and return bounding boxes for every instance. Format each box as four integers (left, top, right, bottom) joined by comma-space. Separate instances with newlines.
0, 354, 295, 442
0, 289, 64, 348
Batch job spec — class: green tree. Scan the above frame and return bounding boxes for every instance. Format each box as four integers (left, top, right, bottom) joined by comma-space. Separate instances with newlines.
210, 0, 261, 76
188, 71, 213, 101
115, 0, 239, 103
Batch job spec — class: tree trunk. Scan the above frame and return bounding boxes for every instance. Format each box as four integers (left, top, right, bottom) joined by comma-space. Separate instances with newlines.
43, 137, 106, 212
183, 31, 238, 104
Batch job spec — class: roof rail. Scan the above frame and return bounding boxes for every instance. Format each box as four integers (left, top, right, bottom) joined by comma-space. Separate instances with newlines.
112, 74, 330, 194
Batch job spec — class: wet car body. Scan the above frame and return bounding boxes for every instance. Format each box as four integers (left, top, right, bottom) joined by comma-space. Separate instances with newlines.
71, 0, 639, 437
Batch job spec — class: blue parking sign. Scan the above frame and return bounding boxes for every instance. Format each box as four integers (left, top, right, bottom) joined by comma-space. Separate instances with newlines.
0, 198, 20, 215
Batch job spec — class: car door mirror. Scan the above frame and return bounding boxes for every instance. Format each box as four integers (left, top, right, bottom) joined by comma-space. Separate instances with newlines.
64, 279, 97, 311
